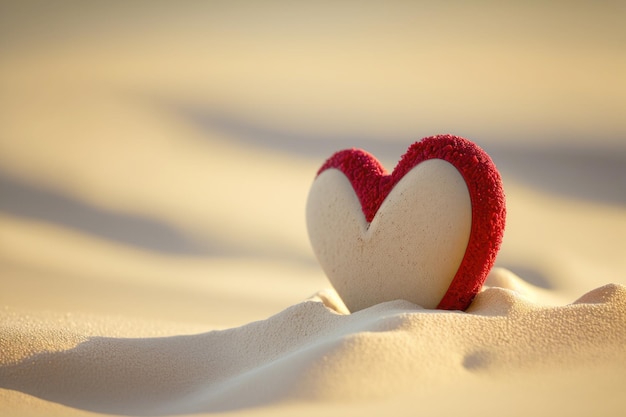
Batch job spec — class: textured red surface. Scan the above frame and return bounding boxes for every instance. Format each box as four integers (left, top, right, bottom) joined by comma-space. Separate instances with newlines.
317, 134, 506, 311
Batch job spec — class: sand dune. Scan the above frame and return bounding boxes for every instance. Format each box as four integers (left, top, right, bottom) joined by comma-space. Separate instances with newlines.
2, 271, 625, 416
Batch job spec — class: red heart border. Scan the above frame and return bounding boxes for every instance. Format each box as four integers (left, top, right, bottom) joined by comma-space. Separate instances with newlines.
316, 134, 506, 310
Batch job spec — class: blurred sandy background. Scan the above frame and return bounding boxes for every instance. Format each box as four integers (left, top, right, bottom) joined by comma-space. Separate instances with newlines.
1, 0, 625, 328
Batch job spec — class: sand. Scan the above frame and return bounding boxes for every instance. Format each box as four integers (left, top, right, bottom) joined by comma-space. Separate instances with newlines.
2, 275, 626, 416
1, 2, 626, 416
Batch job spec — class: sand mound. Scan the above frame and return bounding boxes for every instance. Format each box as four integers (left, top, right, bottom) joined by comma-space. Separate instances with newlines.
2, 270, 625, 416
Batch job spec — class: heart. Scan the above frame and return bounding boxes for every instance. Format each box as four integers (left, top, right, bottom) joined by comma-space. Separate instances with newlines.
306, 135, 506, 312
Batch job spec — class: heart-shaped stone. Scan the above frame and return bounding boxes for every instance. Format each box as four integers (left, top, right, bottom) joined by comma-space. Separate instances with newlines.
306, 135, 506, 312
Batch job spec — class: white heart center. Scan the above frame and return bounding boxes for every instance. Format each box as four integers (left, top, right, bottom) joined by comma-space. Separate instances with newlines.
306, 159, 472, 311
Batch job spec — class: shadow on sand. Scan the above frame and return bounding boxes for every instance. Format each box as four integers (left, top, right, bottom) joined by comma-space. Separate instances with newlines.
175, 104, 626, 206
0, 171, 207, 255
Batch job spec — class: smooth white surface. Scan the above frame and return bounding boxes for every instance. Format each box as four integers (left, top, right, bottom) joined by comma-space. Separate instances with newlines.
307, 159, 472, 311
